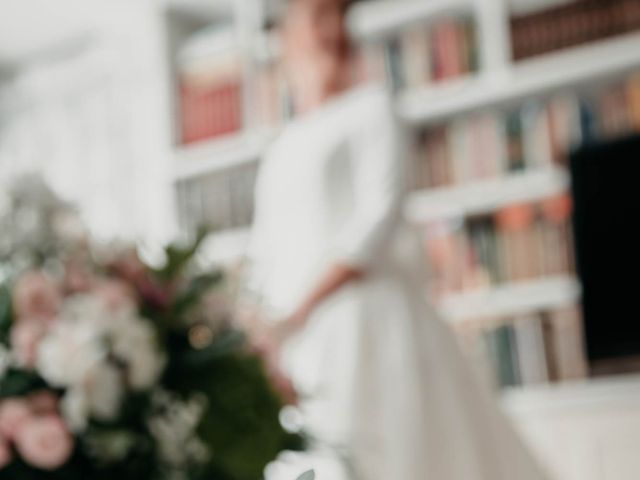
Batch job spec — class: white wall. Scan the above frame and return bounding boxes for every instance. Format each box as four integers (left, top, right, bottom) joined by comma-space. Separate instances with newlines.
0, 0, 177, 248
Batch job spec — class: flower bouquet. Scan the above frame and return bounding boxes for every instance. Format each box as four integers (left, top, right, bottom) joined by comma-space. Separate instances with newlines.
0, 177, 302, 479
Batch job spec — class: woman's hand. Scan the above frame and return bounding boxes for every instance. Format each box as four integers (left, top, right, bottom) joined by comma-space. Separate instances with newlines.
242, 308, 305, 406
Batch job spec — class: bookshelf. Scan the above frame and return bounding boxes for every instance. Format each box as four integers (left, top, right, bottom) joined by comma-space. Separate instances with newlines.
348, 0, 473, 39
440, 274, 580, 324
165, 0, 640, 391
398, 32, 640, 125
405, 167, 568, 222
163, 0, 235, 22
174, 130, 272, 181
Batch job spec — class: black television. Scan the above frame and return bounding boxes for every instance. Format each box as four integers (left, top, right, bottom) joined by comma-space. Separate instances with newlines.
570, 134, 640, 371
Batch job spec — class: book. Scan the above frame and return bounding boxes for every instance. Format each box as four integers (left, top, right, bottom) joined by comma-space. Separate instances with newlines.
483, 323, 521, 388
466, 304, 585, 390
179, 48, 243, 145
400, 26, 432, 88
521, 100, 554, 169
513, 314, 550, 385
510, 0, 640, 61
495, 203, 537, 282
504, 109, 526, 172
549, 305, 588, 380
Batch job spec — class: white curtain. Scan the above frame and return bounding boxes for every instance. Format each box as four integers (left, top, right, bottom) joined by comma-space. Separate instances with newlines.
0, 0, 177, 247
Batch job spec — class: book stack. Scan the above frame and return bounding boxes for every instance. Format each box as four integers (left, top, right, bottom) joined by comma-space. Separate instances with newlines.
454, 304, 588, 389
412, 73, 640, 190
176, 163, 258, 233
253, 59, 292, 130
511, 0, 640, 61
365, 15, 478, 91
178, 31, 244, 145
424, 194, 574, 300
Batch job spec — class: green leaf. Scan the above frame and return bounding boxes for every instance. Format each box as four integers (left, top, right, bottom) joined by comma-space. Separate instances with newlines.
172, 271, 224, 317
297, 470, 315, 480
0, 369, 46, 398
163, 351, 305, 480
168, 329, 246, 371
0, 282, 13, 343
154, 227, 209, 281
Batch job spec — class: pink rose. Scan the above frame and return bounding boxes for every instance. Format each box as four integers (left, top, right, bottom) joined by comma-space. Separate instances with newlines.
27, 391, 58, 415
14, 415, 73, 470
0, 436, 12, 469
62, 260, 94, 294
13, 271, 61, 323
0, 399, 32, 440
110, 249, 146, 282
10, 321, 47, 368
94, 279, 137, 312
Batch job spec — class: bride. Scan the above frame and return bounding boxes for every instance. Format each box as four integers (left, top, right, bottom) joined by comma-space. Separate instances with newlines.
240, 0, 555, 478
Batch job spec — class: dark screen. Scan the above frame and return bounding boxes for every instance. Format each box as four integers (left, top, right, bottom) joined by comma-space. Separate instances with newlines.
570, 134, 640, 362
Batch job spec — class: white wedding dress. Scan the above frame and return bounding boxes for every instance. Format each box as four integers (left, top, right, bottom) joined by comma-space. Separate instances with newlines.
244, 82, 554, 480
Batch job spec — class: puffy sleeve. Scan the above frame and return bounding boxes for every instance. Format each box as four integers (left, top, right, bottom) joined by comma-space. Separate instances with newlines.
329, 88, 408, 270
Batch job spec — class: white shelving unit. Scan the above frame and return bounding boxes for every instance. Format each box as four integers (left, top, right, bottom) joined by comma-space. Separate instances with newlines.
405, 167, 569, 223
163, 0, 234, 22
399, 32, 640, 125
174, 130, 273, 181
169, 2, 640, 181
439, 274, 581, 324
348, 0, 472, 40
167, 0, 639, 333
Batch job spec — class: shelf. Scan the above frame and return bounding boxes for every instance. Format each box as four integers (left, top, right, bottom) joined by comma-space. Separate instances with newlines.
348, 0, 472, 40
198, 227, 251, 265
174, 130, 274, 181
405, 167, 569, 223
501, 372, 640, 415
399, 32, 640, 125
164, 0, 233, 22
438, 275, 581, 324
508, 0, 575, 16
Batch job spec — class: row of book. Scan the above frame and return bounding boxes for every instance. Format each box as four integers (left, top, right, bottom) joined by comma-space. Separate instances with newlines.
179, 45, 244, 145
253, 58, 293, 131
178, 32, 295, 145
176, 163, 258, 233
511, 0, 640, 61
364, 16, 478, 91
424, 194, 574, 299
412, 73, 640, 189
454, 304, 588, 389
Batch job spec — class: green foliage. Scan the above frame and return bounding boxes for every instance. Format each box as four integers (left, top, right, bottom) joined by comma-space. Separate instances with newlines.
0, 369, 47, 399
153, 227, 209, 282
0, 282, 12, 344
0, 223, 304, 480
172, 271, 224, 318
165, 350, 304, 480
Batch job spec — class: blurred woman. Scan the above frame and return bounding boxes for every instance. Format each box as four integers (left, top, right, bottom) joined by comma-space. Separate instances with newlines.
242, 0, 554, 479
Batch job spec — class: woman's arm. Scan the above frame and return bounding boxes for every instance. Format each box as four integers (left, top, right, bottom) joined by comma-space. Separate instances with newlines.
278, 262, 365, 332
274, 88, 406, 342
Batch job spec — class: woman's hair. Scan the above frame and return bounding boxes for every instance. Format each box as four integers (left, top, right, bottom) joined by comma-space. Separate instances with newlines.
283, 0, 363, 17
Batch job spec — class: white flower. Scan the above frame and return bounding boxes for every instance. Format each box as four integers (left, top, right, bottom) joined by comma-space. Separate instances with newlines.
61, 388, 90, 432
59, 361, 124, 434
148, 391, 209, 467
84, 362, 124, 421
0, 344, 11, 377
36, 319, 106, 387
60, 294, 112, 330
111, 318, 165, 390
